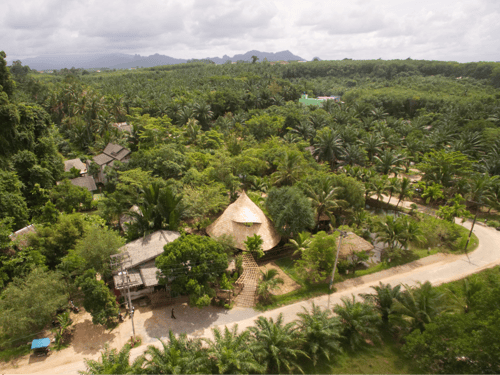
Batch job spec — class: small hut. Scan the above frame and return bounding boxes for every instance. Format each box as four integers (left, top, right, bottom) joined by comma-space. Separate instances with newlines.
206, 191, 281, 251
336, 232, 374, 258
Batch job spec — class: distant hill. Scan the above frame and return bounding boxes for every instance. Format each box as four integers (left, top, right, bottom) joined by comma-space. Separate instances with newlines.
10, 50, 305, 70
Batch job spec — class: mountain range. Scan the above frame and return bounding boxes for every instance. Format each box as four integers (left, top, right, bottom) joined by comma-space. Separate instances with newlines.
9, 50, 305, 71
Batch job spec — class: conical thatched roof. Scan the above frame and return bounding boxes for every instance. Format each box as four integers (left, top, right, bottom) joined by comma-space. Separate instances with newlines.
337, 232, 374, 258
206, 191, 281, 251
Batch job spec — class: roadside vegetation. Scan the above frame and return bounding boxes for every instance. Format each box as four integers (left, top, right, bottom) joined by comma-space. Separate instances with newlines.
1, 52, 499, 366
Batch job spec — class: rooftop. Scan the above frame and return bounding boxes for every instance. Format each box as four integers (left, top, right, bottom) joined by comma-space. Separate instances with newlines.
70, 176, 97, 192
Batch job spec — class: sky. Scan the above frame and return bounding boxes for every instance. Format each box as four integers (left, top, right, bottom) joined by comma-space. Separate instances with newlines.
2, 0, 499, 63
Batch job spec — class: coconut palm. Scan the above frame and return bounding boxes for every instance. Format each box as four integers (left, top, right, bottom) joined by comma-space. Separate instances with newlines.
296, 303, 342, 367
205, 325, 264, 374
333, 295, 381, 350
361, 282, 402, 324
257, 269, 284, 303
288, 231, 312, 256
395, 177, 414, 210
392, 281, 448, 332
142, 331, 208, 374
249, 314, 307, 374
385, 177, 401, 208
81, 344, 145, 374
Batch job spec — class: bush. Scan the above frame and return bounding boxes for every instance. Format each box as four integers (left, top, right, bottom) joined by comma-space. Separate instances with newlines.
416, 214, 462, 250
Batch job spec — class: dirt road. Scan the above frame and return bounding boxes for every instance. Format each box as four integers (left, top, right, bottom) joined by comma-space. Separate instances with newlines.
3, 216, 499, 375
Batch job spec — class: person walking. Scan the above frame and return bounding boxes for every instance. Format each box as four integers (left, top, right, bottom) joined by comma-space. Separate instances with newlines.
171, 308, 176, 319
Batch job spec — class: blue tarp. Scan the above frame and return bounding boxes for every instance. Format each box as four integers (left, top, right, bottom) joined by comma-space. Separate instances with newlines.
31, 338, 50, 349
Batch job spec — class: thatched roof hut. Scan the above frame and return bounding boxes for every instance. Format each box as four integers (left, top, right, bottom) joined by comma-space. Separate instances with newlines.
337, 232, 374, 258
206, 191, 281, 251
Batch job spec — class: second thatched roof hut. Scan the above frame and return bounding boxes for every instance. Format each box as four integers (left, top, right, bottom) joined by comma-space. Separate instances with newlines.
336, 232, 374, 258
206, 191, 281, 251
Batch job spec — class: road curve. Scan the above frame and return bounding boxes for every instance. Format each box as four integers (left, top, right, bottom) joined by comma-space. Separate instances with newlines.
10, 219, 500, 375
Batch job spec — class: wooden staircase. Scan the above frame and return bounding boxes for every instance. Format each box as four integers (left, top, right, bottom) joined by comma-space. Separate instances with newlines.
234, 253, 260, 308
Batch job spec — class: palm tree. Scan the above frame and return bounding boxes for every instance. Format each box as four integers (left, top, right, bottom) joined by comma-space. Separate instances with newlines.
272, 151, 305, 186
386, 177, 401, 208
375, 215, 401, 250
81, 344, 144, 374
249, 314, 307, 374
341, 144, 367, 166
142, 331, 208, 374
361, 282, 402, 324
446, 276, 483, 314
374, 149, 404, 176
205, 325, 264, 374
362, 133, 385, 163
392, 281, 448, 332
395, 177, 414, 210
193, 102, 213, 130
288, 231, 312, 256
257, 269, 284, 304
296, 303, 342, 367
306, 177, 347, 226
313, 128, 343, 170
373, 176, 389, 204
333, 295, 381, 350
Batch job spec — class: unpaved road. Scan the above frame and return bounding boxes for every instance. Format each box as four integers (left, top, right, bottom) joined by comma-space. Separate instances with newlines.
2, 217, 499, 375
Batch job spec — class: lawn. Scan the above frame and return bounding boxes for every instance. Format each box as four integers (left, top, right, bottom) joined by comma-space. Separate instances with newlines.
306, 330, 423, 374
257, 230, 479, 311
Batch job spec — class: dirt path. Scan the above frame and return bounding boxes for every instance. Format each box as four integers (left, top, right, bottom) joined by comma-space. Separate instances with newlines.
3, 202, 500, 375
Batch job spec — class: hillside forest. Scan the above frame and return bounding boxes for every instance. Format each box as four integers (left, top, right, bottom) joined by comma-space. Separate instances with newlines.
1, 52, 500, 372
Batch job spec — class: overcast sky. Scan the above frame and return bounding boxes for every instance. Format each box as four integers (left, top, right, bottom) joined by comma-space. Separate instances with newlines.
2, 0, 499, 63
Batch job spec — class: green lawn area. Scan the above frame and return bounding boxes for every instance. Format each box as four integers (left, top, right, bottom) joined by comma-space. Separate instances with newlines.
306, 331, 423, 374
258, 229, 479, 311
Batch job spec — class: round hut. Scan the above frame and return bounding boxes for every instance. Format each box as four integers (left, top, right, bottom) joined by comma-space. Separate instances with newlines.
206, 191, 281, 251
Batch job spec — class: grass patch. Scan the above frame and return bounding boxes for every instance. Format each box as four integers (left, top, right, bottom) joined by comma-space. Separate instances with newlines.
306, 330, 423, 374
0, 344, 31, 362
255, 282, 331, 311
266, 230, 480, 311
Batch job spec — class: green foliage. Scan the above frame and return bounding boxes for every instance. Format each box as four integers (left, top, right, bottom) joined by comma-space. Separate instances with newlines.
28, 213, 90, 268
141, 331, 208, 374
333, 295, 381, 350
72, 226, 124, 280
248, 314, 307, 374
421, 183, 445, 204
437, 194, 470, 222
244, 234, 264, 259
361, 282, 402, 324
80, 343, 145, 375
0, 170, 28, 229
245, 114, 285, 141
206, 325, 265, 374
155, 235, 228, 303
76, 269, 119, 326
0, 268, 68, 341
295, 231, 338, 282
266, 186, 315, 237
418, 150, 472, 188
50, 179, 93, 213
296, 303, 342, 367
257, 269, 284, 304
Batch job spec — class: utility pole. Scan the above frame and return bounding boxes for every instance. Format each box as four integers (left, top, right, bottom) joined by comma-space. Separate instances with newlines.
464, 208, 479, 264
328, 229, 347, 310
110, 253, 136, 338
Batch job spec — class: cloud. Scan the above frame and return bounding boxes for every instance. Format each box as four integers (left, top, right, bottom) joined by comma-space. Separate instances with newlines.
1, 0, 499, 63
